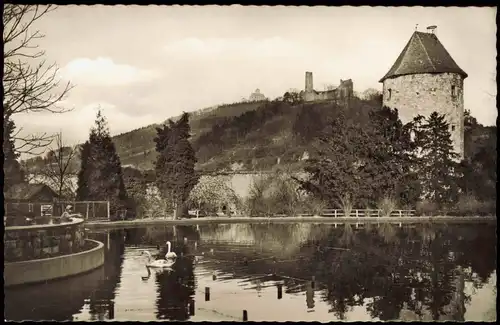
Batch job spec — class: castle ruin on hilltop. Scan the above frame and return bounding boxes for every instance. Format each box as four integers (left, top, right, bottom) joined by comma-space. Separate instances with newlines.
379, 25, 467, 160
300, 71, 354, 104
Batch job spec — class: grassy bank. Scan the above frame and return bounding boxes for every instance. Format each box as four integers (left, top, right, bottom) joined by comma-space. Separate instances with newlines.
85, 215, 497, 229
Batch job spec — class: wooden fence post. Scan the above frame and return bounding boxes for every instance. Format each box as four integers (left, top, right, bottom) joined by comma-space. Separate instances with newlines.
205, 287, 210, 301
107, 201, 110, 220
356, 210, 359, 218
334, 210, 337, 218
92, 202, 95, 220
108, 301, 115, 319
189, 299, 195, 316
86, 203, 89, 220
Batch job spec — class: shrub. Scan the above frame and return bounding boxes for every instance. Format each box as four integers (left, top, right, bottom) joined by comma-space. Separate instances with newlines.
338, 193, 354, 217
415, 200, 439, 216
454, 195, 496, 216
308, 197, 327, 216
378, 197, 398, 217
363, 205, 372, 218
245, 175, 273, 217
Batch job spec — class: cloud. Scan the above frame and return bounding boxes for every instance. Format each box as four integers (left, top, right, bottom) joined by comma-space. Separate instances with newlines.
163, 37, 310, 60
13, 101, 159, 150
60, 57, 160, 87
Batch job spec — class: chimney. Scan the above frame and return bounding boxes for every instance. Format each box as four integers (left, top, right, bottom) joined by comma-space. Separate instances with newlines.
426, 25, 437, 34
305, 71, 313, 92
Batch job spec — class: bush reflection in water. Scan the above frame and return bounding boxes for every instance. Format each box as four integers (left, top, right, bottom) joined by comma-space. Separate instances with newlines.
4, 222, 496, 321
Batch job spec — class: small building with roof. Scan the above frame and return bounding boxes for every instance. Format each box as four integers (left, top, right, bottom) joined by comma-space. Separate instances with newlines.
4, 183, 59, 217
379, 26, 467, 159
5, 183, 59, 203
249, 88, 267, 102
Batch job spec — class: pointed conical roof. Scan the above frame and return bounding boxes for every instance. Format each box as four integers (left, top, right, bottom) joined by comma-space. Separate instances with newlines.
379, 31, 468, 82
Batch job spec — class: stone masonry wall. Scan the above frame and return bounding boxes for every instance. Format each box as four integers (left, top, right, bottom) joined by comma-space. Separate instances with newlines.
382, 73, 465, 160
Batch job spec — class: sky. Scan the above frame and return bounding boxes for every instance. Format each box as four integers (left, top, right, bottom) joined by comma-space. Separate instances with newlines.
10, 5, 497, 151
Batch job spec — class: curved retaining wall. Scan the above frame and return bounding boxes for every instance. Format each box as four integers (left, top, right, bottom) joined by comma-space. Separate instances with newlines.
4, 239, 105, 287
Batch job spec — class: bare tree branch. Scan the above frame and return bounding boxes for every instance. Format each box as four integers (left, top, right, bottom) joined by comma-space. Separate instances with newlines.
37, 132, 78, 199
3, 4, 74, 155
12, 126, 55, 155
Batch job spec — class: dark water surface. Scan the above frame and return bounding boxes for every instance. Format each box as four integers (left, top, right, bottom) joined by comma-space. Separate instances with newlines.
4, 223, 497, 321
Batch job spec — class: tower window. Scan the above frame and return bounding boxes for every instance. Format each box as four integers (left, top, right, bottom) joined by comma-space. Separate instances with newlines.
451, 125, 456, 131
387, 88, 392, 100
451, 85, 456, 97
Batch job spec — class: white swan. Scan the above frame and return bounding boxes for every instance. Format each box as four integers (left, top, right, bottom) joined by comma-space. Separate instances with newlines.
165, 241, 177, 260
141, 250, 175, 268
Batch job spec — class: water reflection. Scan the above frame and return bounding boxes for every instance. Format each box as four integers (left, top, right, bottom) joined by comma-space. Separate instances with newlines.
4, 266, 106, 321
85, 230, 125, 321
154, 251, 196, 320
4, 222, 497, 321
4, 231, 125, 321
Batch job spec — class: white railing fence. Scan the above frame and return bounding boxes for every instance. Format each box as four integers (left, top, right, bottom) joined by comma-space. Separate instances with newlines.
253, 209, 417, 218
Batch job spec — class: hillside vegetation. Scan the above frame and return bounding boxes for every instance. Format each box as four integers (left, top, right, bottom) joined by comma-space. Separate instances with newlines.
24, 97, 377, 172
103, 101, 268, 170
193, 97, 381, 171
23, 101, 267, 171
23, 95, 495, 186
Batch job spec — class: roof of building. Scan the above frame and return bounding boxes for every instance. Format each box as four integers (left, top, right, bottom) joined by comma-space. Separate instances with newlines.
379, 31, 468, 82
4, 183, 58, 201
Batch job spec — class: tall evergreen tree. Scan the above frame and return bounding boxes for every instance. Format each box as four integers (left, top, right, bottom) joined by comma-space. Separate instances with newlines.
76, 110, 128, 220
3, 116, 25, 191
154, 112, 199, 219
299, 110, 371, 207
410, 112, 461, 206
76, 141, 91, 200
361, 106, 420, 206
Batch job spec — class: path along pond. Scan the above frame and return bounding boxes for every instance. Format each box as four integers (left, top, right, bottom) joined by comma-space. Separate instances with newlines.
4, 222, 497, 322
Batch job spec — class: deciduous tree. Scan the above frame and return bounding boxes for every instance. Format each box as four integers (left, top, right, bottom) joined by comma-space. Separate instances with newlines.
3, 4, 73, 155
38, 133, 78, 199
188, 176, 240, 215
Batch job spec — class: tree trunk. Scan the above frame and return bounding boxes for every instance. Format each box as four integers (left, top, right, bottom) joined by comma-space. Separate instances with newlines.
175, 200, 184, 220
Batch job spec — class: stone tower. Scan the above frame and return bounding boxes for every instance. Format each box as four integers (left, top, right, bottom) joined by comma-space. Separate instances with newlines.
379, 27, 468, 159
305, 71, 313, 92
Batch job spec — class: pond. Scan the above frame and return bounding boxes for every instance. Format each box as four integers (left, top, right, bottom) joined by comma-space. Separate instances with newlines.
4, 222, 497, 321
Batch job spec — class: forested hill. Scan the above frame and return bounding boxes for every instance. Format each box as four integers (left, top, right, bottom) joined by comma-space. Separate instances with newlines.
23, 100, 266, 172
24, 96, 380, 172
24, 95, 495, 176
111, 101, 268, 170
112, 96, 381, 172
192, 97, 381, 172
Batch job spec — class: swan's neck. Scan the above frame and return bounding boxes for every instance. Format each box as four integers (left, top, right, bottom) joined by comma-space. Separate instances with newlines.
166, 242, 171, 253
